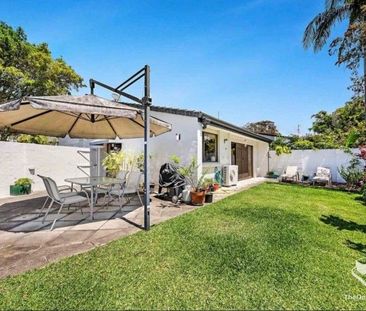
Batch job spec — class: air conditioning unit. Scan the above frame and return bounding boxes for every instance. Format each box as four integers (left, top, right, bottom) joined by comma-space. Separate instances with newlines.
222, 165, 238, 186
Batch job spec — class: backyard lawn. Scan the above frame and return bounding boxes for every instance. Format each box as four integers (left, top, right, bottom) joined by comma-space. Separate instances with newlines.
1, 183, 366, 309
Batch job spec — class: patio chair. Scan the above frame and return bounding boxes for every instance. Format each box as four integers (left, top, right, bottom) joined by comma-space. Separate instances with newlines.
280, 166, 299, 182
41, 177, 91, 230
38, 174, 75, 216
95, 170, 129, 206
312, 167, 332, 186
109, 170, 143, 210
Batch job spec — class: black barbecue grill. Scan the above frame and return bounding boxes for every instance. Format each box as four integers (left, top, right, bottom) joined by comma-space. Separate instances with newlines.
158, 163, 186, 203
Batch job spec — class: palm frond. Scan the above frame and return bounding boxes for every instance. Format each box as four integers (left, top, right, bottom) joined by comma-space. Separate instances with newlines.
303, 5, 351, 51
326, 0, 345, 10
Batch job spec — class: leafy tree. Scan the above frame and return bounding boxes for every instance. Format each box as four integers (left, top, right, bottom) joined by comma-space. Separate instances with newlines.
291, 138, 315, 150
244, 120, 279, 136
310, 97, 366, 147
271, 136, 291, 156
303, 0, 366, 110
0, 21, 84, 142
0, 22, 84, 102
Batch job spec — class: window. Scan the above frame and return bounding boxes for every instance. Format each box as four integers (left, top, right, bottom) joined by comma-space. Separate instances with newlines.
202, 132, 218, 162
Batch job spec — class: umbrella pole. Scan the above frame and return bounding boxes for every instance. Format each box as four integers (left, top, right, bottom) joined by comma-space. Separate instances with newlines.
143, 65, 151, 230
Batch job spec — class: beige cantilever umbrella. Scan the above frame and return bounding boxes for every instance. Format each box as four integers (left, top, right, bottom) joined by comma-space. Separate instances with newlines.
0, 94, 171, 139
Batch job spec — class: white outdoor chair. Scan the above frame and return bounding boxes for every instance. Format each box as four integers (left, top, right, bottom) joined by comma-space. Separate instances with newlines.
312, 167, 332, 186
280, 166, 299, 182
38, 175, 75, 215
109, 170, 143, 211
41, 177, 91, 230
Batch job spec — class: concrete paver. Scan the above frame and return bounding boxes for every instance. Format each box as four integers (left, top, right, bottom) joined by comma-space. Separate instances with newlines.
0, 178, 270, 278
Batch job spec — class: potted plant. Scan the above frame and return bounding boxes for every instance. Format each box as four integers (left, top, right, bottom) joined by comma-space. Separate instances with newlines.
190, 174, 207, 206
10, 178, 33, 195
356, 257, 366, 275
102, 151, 125, 178
135, 152, 155, 191
212, 183, 220, 191
202, 178, 214, 203
177, 157, 206, 206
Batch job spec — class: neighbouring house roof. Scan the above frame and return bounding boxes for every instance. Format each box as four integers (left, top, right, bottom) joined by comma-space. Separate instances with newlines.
124, 103, 272, 143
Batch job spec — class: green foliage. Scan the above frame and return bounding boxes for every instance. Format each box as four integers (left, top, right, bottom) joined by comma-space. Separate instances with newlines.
14, 177, 32, 187
291, 138, 315, 150
134, 152, 152, 172
176, 157, 207, 190
303, 1, 366, 98
0, 21, 84, 102
361, 185, 366, 203
16, 134, 50, 145
272, 98, 366, 152
271, 136, 291, 155
0, 21, 84, 141
169, 154, 181, 165
102, 151, 125, 178
310, 98, 366, 148
177, 157, 198, 187
338, 156, 364, 189
243, 120, 279, 135
2, 184, 366, 309
201, 177, 214, 190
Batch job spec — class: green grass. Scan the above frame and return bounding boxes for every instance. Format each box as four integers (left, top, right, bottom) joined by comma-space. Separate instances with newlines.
1, 183, 366, 310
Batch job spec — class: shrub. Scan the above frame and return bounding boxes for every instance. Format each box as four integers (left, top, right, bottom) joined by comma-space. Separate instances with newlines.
338, 157, 364, 189
14, 178, 32, 187
17, 134, 49, 144
362, 185, 366, 203
102, 151, 125, 178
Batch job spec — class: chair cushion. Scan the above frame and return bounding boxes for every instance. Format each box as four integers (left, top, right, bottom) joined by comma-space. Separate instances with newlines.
62, 195, 89, 205
316, 167, 331, 178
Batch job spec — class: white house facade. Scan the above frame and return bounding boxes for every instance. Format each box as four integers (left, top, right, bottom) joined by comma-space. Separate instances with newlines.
120, 105, 271, 184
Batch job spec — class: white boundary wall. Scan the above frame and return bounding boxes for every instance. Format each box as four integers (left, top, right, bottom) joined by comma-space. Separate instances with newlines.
0, 142, 89, 198
269, 148, 358, 183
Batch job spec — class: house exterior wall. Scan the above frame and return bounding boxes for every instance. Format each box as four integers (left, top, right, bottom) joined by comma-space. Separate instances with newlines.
121, 111, 201, 184
202, 126, 269, 179
59, 110, 270, 185
0, 142, 89, 198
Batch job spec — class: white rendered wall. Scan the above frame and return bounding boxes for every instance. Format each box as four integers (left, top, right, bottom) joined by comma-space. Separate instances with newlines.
0, 142, 89, 197
202, 126, 269, 179
269, 149, 358, 183
121, 111, 201, 184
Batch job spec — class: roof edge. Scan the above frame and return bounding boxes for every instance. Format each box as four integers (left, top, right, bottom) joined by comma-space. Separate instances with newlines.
122, 102, 271, 144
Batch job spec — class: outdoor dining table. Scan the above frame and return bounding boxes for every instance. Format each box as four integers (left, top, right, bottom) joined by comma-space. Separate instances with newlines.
64, 176, 123, 220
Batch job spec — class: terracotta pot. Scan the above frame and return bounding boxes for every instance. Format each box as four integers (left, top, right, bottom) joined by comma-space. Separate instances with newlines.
190, 190, 205, 206
213, 183, 220, 191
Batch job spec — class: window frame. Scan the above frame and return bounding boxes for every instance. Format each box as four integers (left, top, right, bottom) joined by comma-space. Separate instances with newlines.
202, 132, 219, 163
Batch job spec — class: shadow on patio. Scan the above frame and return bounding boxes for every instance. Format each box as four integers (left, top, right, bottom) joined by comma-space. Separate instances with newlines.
0, 194, 143, 232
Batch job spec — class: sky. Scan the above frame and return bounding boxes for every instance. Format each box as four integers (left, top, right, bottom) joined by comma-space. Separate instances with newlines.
0, 0, 352, 135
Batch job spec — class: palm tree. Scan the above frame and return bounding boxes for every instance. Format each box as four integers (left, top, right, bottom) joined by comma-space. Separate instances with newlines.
303, 0, 366, 111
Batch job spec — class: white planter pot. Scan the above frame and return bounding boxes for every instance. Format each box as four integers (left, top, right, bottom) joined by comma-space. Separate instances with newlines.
356, 259, 366, 275
182, 186, 192, 203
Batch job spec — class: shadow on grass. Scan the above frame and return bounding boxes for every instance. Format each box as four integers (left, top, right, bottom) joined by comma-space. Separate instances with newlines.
355, 196, 366, 206
320, 215, 366, 233
345, 239, 366, 255
276, 181, 361, 195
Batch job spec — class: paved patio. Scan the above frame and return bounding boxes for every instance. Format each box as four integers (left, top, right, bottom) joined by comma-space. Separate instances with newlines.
0, 178, 270, 278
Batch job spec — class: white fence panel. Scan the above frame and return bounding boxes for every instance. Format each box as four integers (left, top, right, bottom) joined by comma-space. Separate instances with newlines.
0, 142, 89, 198
269, 149, 358, 183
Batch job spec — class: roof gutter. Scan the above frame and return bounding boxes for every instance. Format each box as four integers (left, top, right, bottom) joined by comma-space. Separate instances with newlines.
198, 113, 272, 144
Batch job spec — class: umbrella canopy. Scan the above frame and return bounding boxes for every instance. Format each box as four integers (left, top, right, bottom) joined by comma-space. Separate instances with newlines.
0, 95, 171, 139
